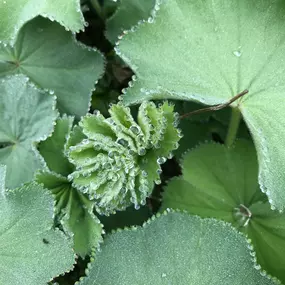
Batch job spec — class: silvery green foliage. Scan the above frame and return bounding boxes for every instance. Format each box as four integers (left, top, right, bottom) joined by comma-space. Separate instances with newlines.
67, 101, 181, 214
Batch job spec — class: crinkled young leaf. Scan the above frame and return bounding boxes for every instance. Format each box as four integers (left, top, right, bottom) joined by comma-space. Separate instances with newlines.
0, 0, 84, 44
79, 211, 278, 285
39, 116, 74, 176
67, 101, 181, 214
0, 17, 105, 117
36, 172, 103, 257
0, 75, 57, 188
117, 0, 285, 210
0, 181, 75, 285
162, 141, 285, 282
37, 116, 102, 256
106, 0, 155, 43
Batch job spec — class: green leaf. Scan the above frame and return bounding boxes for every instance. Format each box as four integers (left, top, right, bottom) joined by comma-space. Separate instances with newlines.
0, 165, 6, 194
39, 116, 74, 176
174, 119, 225, 159
37, 117, 103, 257
106, 0, 155, 43
36, 172, 103, 257
117, 0, 285, 210
0, 75, 57, 188
67, 101, 181, 214
0, 181, 75, 285
79, 211, 278, 285
0, 17, 105, 117
0, 0, 85, 44
162, 141, 285, 282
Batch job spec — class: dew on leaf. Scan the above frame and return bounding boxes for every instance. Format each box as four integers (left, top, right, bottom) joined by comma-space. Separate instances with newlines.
233, 50, 242, 57
157, 157, 166, 164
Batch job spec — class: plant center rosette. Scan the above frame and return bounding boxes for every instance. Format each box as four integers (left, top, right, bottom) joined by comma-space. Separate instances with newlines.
67, 101, 181, 215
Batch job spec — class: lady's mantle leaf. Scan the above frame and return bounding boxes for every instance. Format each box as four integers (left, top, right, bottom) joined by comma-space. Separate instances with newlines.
0, 0, 85, 44
37, 117, 103, 257
106, 0, 155, 43
0, 179, 75, 285
0, 75, 57, 189
117, 0, 285, 210
36, 172, 103, 257
162, 141, 285, 282
0, 165, 6, 195
67, 101, 181, 214
79, 211, 278, 285
38, 116, 74, 177
0, 17, 105, 118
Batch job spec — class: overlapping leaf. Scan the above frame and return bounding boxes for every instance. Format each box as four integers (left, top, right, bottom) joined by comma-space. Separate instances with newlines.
0, 75, 57, 188
0, 17, 105, 117
162, 141, 285, 282
106, 0, 155, 43
37, 117, 103, 257
79, 211, 278, 285
117, 0, 285, 210
0, 170, 75, 285
0, 0, 85, 44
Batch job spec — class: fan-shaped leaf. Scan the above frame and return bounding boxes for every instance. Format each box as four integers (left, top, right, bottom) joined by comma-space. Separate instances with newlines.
0, 179, 75, 285
162, 141, 285, 282
39, 116, 74, 176
36, 172, 103, 257
117, 0, 285, 210
37, 117, 103, 256
79, 211, 278, 285
0, 17, 105, 117
0, 0, 85, 44
0, 75, 57, 188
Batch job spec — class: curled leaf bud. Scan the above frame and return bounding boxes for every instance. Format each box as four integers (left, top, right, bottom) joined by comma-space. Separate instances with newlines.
67, 101, 180, 214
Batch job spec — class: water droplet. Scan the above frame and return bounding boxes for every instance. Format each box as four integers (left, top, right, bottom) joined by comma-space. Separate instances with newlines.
93, 109, 100, 116
116, 138, 128, 147
130, 197, 136, 203
157, 157, 166, 164
254, 264, 261, 270
233, 50, 241, 57
138, 148, 146, 156
141, 170, 148, 177
130, 125, 140, 134
156, 169, 162, 175
161, 273, 167, 278
148, 17, 154, 23
108, 151, 114, 158
167, 152, 174, 159
155, 179, 161, 185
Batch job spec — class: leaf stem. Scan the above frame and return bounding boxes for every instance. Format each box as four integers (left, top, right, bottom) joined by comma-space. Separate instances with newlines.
90, 0, 104, 19
225, 107, 241, 147
180, 89, 248, 119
